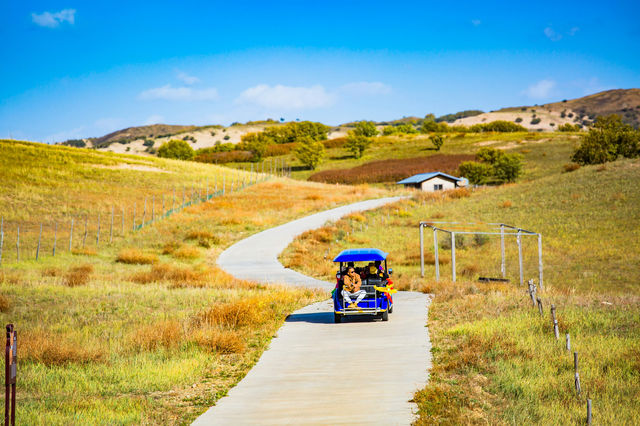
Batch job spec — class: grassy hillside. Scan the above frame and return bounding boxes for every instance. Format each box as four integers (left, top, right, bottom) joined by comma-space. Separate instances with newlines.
0, 140, 386, 424
281, 158, 640, 423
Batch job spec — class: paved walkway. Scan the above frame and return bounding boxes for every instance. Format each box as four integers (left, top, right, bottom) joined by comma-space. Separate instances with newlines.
194, 197, 432, 425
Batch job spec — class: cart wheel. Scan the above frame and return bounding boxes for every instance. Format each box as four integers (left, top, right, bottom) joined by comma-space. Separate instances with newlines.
382, 311, 389, 321
334, 313, 342, 323
388, 304, 393, 314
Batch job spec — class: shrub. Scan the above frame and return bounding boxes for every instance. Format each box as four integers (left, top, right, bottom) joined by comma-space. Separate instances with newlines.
571, 115, 640, 165
473, 234, 489, 246
265, 142, 297, 157
64, 264, 94, 287
515, 117, 523, 123
322, 137, 347, 149
530, 117, 541, 125
295, 136, 325, 169
191, 328, 245, 354
172, 245, 201, 260
430, 135, 444, 151
459, 147, 523, 184
470, 121, 527, 132
0, 295, 10, 312
198, 300, 259, 328
353, 121, 379, 137
263, 121, 330, 144
62, 139, 86, 148
157, 139, 195, 160
345, 131, 372, 158
436, 110, 483, 123
458, 161, 493, 184
130, 263, 205, 286
440, 234, 466, 250
116, 249, 157, 265
421, 119, 449, 133
143, 139, 155, 147
130, 320, 182, 351
558, 123, 582, 132
194, 151, 253, 164
238, 132, 270, 161
223, 135, 230, 140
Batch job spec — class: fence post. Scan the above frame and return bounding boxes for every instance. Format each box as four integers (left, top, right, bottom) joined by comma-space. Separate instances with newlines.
15, 227, 19, 262
82, 217, 88, 249
451, 231, 456, 283
96, 214, 101, 247
69, 218, 74, 251
574, 352, 581, 394
517, 230, 523, 286
538, 233, 544, 290
500, 224, 505, 278
587, 399, 592, 425
551, 304, 559, 339
528, 279, 536, 306
566, 333, 571, 351
5, 323, 17, 426
53, 222, 57, 256
110, 207, 114, 244
433, 228, 439, 282
36, 223, 42, 260
537, 297, 543, 316
420, 223, 424, 278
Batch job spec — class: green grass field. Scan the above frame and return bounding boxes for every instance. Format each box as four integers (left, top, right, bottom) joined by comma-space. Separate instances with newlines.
281, 153, 640, 424
0, 139, 386, 424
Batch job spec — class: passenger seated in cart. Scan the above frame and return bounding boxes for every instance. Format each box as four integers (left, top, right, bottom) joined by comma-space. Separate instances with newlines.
342, 267, 366, 308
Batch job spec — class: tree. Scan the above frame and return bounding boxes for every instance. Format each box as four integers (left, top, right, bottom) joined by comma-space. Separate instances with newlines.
295, 136, 325, 169
430, 135, 444, 151
353, 121, 379, 137
238, 132, 270, 162
345, 131, 372, 158
157, 139, 195, 160
458, 147, 523, 184
458, 161, 493, 185
571, 114, 640, 165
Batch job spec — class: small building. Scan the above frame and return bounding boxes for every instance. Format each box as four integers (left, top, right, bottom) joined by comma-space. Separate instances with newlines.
397, 172, 468, 191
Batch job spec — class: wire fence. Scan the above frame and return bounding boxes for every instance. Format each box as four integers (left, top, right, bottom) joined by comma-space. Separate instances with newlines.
0, 168, 274, 265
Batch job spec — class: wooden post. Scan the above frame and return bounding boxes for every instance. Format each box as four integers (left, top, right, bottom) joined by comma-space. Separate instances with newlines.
69, 218, 74, 251
36, 223, 42, 260
82, 217, 88, 249
551, 304, 559, 339
15, 226, 19, 262
587, 399, 592, 425
537, 297, 543, 316
566, 333, 571, 351
5, 323, 17, 426
96, 213, 101, 247
500, 224, 505, 278
433, 229, 439, 282
574, 352, 581, 394
517, 230, 523, 286
110, 207, 114, 244
528, 279, 537, 306
538, 233, 544, 290
53, 222, 57, 256
451, 232, 456, 282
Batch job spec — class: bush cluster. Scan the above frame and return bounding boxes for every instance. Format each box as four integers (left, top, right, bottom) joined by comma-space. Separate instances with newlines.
458, 147, 523, 185
157, 139, 195, 160
571, 115, 640, 165
469, 121, 527, 132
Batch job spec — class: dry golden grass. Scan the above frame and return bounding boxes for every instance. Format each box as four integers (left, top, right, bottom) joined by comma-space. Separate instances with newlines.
71, 248, 97, 256
500, 200, 513, 208
172, 245, 201, 260
130, 319, 182, 351
41, 266, 63, 277
64, 264, 94, 287
22, 330, 106, 365
190, 328, 246, 354
130, 263, 204, 286
116, 248, 158, 264
197, 299, 259, 328
161, 240, 181, 254
185, 230, 219, 242
0, 294, 10, 312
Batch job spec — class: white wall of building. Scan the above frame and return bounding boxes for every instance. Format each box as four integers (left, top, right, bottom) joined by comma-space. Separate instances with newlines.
419, 177, 457, 191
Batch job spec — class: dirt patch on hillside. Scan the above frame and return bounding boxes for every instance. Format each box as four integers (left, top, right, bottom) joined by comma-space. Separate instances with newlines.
308, 154, 474, 184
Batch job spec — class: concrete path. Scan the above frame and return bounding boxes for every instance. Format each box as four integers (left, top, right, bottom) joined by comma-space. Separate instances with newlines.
194, 197, 432, 425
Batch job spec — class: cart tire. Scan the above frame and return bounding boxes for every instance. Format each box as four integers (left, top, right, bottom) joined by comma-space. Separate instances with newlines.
334, 313, 342, 323
382, 311, 389, 321
388, 304, 393, 314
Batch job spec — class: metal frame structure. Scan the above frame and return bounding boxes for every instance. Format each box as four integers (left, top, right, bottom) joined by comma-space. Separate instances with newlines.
418, 221, 543, 289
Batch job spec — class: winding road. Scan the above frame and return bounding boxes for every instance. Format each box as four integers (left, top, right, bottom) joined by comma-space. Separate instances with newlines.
193, 197, 432, 425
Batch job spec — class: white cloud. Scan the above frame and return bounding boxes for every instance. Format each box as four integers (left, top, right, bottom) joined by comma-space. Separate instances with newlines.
340, 81, 392, 96
236, 84, 335, 109
144, 115, 164, 125
471, 19, 481, 27
523, 79, 556, 99
544, 27, 562, 41
31, 9, 76, 28
176, 71, 200, 85
139, 84, 219, 101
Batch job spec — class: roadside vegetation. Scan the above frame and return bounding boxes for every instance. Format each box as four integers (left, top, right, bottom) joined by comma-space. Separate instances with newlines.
0, 139, 386, 424
281, 153, 640, 424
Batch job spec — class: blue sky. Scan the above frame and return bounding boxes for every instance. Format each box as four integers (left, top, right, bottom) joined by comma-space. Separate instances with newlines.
1, 1, 639, 142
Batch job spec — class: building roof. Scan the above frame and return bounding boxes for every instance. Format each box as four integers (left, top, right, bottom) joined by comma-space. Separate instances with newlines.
333, 248, 388, 262
396, 172, 464, 185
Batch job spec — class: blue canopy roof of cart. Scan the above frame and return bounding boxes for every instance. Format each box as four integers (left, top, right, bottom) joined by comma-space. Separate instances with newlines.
333, 248, 388, 262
